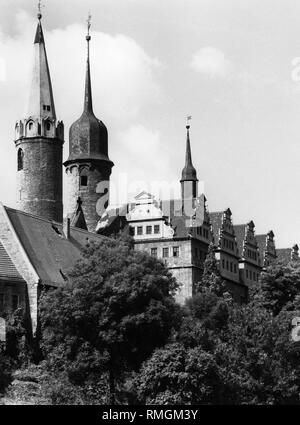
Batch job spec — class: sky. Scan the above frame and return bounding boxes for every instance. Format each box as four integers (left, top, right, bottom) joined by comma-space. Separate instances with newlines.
0, 0, 300, 248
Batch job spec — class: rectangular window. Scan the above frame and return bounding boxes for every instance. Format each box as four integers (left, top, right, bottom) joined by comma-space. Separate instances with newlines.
129, 226, 135, 236
151, 248, 158, 258
199, 227, 202, 236
173, 246, 180, 257
80, 175, 88, 187
154, 225, 160, 234
226, 261, 229, 270
137, 226, 143, 235
246, 269, 249, 278
250, 271, 252, 280
0, 293, 4, 309
146, 226, 152, 235
230, 262, 233, 272
234, 264, 237, 274
162, 247, 169, 258
12, 295, 19, 310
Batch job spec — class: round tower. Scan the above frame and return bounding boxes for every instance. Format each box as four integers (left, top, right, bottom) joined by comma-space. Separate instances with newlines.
64, 17, 113, 232
14, 13, 64, 223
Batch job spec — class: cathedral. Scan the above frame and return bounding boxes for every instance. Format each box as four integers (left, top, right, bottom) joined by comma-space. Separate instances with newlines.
0, 12, 298, 337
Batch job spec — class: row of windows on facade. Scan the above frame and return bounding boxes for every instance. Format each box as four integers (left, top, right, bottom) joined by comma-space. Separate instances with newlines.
222, 259, 238, 274
193, 247, 207, 261
247, 249, 257, 261
130, 225, 161, 236
223, 238, 234, 250
0, 293, 19, 311
245, 269, 259, 282
150, 246, 180, 258
195, 226, 210, 239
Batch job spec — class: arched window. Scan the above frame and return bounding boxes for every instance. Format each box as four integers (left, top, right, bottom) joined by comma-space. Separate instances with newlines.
28, 122, 33, 131
80, 168, 88, 187
17, 148, 24, 171
46, 121, 51, 131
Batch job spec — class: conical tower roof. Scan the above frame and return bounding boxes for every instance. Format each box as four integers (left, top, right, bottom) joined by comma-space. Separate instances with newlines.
66, 24, 112, 165
26, 13, 56, 120
180, 125, 198, 182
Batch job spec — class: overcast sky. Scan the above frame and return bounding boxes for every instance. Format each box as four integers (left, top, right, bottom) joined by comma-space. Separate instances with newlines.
1, 0, 300, 248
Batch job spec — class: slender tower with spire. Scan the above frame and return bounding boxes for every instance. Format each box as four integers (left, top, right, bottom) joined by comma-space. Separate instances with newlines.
64, 15, 113, 232
14, 8, 64, 222
180, 121, 198, 200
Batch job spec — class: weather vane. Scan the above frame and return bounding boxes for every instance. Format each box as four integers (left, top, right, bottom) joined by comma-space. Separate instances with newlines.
87, 12, 92, 36
186, 115, 192, 127
37, 0, 44, 19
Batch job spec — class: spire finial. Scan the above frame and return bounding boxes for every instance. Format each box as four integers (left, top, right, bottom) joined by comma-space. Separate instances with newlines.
37, 0, 43, 20
86, 12, 91, 40
186, 115, 192, 129
83, 12, 93, 113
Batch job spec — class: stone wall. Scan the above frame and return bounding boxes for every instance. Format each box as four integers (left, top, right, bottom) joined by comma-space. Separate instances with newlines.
15, 137, 63, 223
64, 162, 111, 232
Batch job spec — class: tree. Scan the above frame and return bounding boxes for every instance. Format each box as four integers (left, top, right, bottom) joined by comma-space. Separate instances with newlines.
196, 243, 227, 296
134, 343, 223, 404
39, 237, 181, 404
251, 262, 300, 315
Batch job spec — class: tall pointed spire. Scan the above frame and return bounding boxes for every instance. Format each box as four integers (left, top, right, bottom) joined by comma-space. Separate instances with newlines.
84, 12, 93, 113
180, 120, 198, 199
181, 124, 198, 182
26, 10, 56, 120
14, 4, 64, 224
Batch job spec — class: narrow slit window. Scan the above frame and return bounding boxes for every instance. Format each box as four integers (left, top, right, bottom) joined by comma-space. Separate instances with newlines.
18, 148, 24, 171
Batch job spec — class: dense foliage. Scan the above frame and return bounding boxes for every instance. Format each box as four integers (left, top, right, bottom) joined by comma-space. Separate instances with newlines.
38, 237, 181, 404
3, 238, 300, 405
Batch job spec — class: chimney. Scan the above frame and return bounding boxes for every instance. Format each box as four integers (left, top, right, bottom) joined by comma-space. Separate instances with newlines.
63, 217, 71, 239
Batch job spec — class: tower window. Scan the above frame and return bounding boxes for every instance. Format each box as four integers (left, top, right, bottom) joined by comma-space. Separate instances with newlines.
17, 148, 24, 171
80, 175, 88, 187
46, 122, 51, 131
28, 122, 33, 131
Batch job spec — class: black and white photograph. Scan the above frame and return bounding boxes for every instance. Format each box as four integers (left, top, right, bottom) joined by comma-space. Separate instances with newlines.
0, 0, 300, 412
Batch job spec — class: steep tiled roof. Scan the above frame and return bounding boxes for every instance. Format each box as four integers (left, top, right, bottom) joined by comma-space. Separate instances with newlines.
5, 207, 105, 287
234, 224, 246, 257
276, 248, 292, 265
256, 234, 267, 263
209, 212, 223, 245
0, 241, 23, 281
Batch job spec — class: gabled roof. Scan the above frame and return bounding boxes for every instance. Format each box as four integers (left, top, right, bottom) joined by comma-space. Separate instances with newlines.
234, 224, 246, 257
276, 248, 292, 265
0, 241, 23, 281
256, 234, 267, 261
5, 206, 105, 287
209, 212, 223, 246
